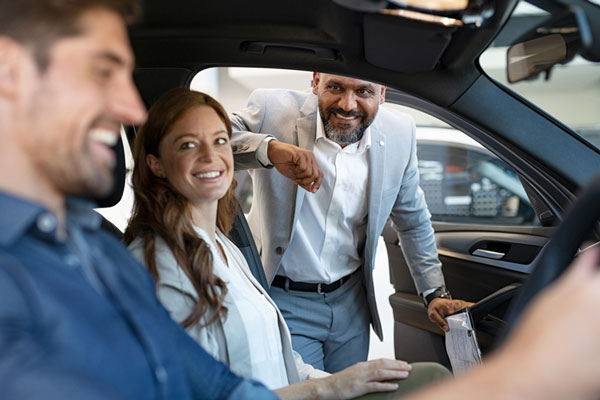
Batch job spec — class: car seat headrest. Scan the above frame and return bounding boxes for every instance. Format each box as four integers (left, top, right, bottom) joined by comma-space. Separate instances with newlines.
96, 136, 126, 208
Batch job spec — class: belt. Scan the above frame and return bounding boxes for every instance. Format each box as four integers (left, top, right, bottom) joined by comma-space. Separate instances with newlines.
272, 270, 357, 294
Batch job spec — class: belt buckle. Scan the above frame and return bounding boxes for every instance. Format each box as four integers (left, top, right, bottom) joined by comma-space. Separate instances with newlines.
317, 283, 323, 294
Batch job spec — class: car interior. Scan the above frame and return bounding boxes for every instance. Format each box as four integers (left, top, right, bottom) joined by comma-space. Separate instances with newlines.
97, 0, 600, 371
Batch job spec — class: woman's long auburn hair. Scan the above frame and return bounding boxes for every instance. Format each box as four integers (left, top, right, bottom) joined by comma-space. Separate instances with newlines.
123, 88, 238, 328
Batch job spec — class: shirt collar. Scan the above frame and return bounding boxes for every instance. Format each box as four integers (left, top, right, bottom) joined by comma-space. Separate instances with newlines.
315, 110, 371, 154
0, 191, 101, 247
0, 191, 45, 246
66, 197, 103, 231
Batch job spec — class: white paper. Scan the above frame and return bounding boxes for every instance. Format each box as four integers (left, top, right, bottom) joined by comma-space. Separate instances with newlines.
445, 310, 482, 374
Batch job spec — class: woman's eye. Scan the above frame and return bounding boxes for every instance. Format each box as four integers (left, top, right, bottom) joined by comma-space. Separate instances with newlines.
216, 137, 228, 145
180, 142, 196, 150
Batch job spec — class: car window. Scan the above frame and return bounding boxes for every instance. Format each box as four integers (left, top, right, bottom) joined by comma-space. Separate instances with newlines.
191, 67, 538, 225
479, 0, 600, 151
384, 103, 538, 225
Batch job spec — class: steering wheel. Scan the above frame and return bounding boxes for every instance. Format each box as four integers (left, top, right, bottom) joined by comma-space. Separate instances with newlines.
497, 174, 600, 344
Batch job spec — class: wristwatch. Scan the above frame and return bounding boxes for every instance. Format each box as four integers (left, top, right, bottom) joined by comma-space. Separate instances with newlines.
423, 286, 452, 306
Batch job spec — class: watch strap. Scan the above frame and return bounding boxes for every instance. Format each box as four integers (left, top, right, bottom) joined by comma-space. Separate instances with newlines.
424, 286, 451, 306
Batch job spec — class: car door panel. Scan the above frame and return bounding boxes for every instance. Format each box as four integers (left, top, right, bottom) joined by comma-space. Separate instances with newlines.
436, 231, 548, 274
384, 221, 555, 367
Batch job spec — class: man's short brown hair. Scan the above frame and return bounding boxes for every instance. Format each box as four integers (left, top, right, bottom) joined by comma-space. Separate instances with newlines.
0, 0, 141, 70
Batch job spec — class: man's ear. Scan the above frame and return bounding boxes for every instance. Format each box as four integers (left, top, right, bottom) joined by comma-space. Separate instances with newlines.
146, 154, 166, 178
312, 72, 320, 95
0, 37, 21, 99
379, 85, 387, 105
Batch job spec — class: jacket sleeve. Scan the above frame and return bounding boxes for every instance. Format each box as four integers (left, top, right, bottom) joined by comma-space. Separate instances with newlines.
293, 350, 330, 381
388, 119, 445, 295
129, 238, 227, 363
230, 89, 273, 170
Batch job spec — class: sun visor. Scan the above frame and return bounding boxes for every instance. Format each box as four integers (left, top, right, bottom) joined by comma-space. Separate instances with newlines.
363, 14, 456, 72
133, 67, 194, 110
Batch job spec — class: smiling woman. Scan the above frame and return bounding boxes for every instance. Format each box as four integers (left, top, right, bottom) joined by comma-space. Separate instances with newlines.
145, 105, 235, 211
124, 87, 449, 399
124, 88, 237, 329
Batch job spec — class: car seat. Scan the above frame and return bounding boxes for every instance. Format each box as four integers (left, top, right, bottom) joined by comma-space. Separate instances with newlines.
94, 136, 127, 239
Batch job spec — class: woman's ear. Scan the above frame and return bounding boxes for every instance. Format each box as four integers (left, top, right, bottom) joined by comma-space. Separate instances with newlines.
146, 154, 166, 178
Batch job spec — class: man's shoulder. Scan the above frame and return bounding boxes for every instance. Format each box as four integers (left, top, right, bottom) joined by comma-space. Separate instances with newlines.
373, 107, 416, 146
377, 106, 416, 128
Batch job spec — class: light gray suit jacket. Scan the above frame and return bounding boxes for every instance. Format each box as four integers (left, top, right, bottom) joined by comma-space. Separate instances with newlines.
231, 88, 444, 339
128, 233, 305, 385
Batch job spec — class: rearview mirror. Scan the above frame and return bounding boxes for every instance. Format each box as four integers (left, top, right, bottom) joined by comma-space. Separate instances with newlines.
506, 34, 567, 84
505, 3, 599, 84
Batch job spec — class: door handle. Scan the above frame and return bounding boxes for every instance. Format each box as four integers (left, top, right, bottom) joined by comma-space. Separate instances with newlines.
472, 248, 505, 259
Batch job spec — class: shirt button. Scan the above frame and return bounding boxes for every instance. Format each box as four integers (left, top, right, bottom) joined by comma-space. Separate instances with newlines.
155, 366, 168, 383
37, 213, 57, 233
379, 140, 385, 146
275, 246, 283, 255
64, 253, 80, 268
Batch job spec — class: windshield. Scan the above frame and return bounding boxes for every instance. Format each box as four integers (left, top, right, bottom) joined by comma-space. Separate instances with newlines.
479, 0, 600, 150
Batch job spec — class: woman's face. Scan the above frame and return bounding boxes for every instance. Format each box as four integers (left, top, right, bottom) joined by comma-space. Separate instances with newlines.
148, 105, 234, 205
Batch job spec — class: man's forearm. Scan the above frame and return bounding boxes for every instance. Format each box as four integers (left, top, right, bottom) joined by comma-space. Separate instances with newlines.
231, 132, 272, 170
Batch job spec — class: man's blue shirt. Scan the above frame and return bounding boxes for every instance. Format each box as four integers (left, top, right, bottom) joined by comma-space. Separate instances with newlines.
0, 191, 276, 399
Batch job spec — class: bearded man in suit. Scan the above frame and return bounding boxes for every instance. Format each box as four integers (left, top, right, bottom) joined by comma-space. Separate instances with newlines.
231, 72, 471, 373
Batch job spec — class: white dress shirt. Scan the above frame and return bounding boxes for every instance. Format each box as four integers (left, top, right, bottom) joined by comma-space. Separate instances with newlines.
278, 113, 370, 284
208, 228, 289, 389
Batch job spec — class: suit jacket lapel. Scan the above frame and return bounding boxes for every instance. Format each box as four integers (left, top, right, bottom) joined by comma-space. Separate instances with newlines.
296, 94, 317, 150
291, 95, 318, 232
367, 119, 386, 262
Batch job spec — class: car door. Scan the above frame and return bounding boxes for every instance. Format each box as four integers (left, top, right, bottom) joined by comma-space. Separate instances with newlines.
382, 99, 556, 369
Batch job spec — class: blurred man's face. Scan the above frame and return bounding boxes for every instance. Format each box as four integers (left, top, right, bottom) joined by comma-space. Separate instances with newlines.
16, 7, 146, 199
312, 72, 386, 147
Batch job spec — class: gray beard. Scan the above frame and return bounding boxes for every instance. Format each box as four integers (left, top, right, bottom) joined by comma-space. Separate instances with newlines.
322, 118, 366, 146
319, 106, 377, 146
